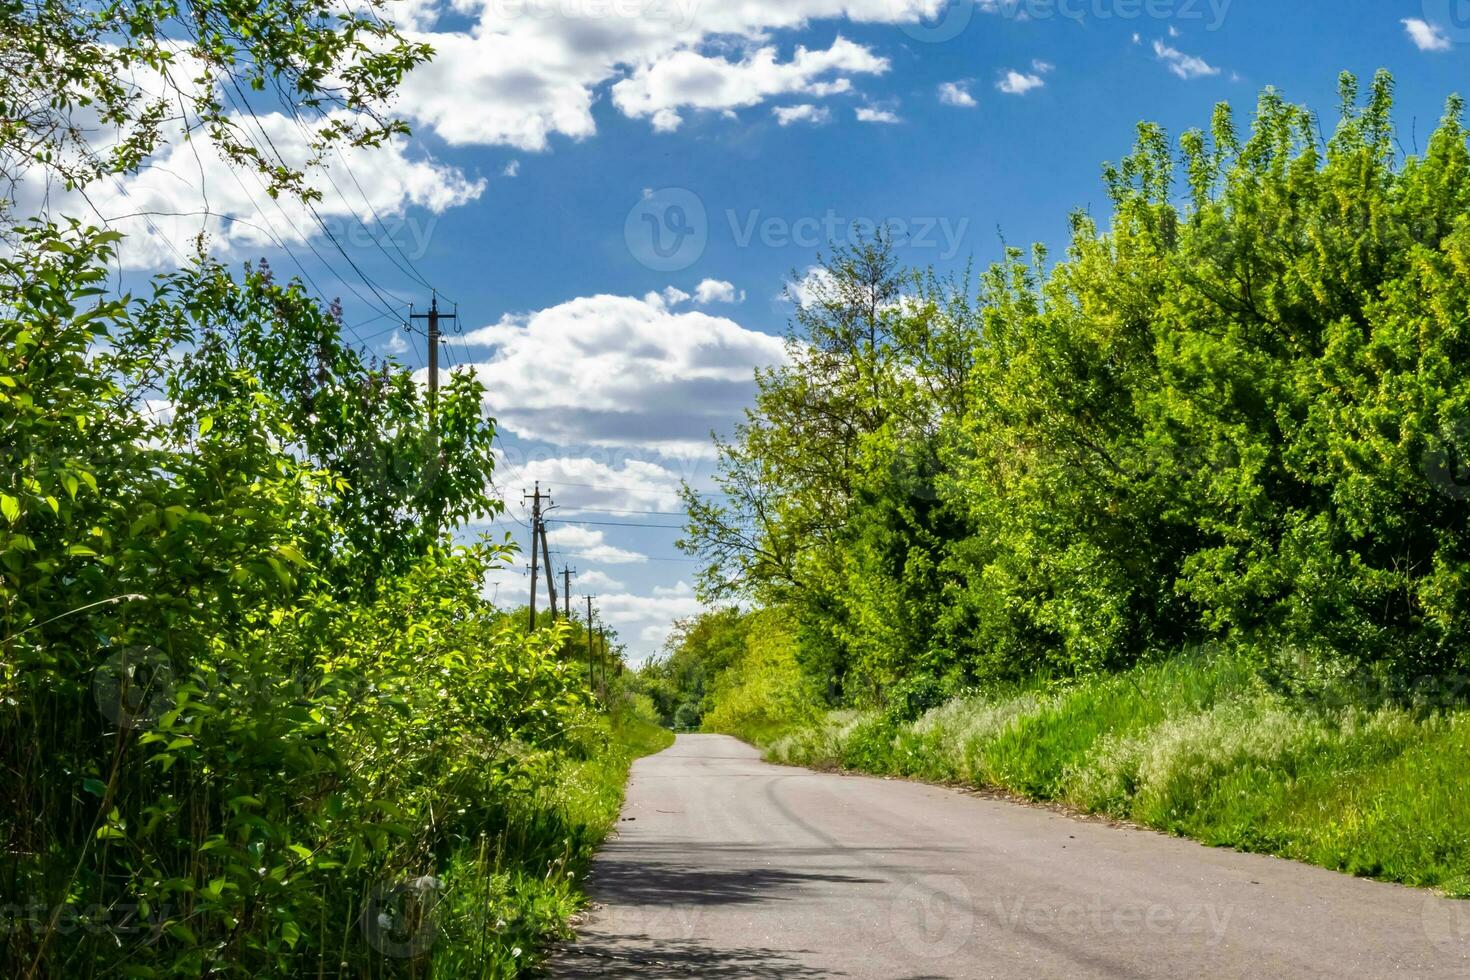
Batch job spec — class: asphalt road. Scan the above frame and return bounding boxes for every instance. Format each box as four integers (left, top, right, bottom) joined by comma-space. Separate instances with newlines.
548, 734, 1469, 979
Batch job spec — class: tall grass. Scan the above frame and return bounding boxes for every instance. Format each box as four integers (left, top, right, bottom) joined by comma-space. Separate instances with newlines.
764, 651, 1470, 894
427, 708, 674, 977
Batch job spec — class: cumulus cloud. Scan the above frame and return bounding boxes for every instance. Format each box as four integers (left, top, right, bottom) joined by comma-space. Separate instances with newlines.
492, 454, 692, 513
855, 104, 901, 124
20, 110, 483, 270
785, 265, 836, 307
389, 0, 948, 149
773, 103, 832, 126
577, 569, 627, 591
545, 524, 648, 564
937, 81, 976, 107
1403, 18, 1452, 52
1152, 39, 1220, 79
996, 69, 1046, 95
463, 291, 787, 457
694, 279, 744, 304
611, 38, 888, 132
599, 582, 704, 657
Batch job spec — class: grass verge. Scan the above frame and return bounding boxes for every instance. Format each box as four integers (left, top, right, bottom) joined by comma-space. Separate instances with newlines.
426, 709, 674, 977
759, 652, 1470, 896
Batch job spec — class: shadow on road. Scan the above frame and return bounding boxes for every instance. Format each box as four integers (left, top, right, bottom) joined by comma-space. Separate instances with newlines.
584, 840, 890, 907
544, 937, 841, 978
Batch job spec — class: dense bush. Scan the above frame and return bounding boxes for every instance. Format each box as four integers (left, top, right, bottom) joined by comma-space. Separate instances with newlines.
682, 71, 1470, 705
0, 223, 594, 975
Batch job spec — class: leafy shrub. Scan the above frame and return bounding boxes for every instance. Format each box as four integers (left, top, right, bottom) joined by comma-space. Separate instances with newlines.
0, 223, 591, 976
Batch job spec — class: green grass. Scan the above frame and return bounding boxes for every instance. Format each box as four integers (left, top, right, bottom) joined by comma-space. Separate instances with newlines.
764, 652, 1470, 894
427, 709, 674, 977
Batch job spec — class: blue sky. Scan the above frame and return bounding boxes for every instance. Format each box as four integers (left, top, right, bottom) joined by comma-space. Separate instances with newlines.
79, 1, 1470, 660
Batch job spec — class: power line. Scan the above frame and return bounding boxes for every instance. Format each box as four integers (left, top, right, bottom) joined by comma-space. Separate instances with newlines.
546, 519, 685, 529
549, 481, 715, 497
562, 506, 690, 517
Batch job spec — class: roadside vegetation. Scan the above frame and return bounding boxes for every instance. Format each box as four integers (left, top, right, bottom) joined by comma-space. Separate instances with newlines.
646, 71, 1470, 895
0, 0, 670, 974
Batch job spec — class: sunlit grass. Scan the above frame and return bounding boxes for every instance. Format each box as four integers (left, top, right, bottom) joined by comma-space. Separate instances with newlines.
764, 652, 1470, 892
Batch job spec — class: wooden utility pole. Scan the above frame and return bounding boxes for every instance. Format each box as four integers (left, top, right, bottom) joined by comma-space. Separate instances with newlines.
525, 483, 550, 631
409, 296, 456, 423
585, 595, 596, 690
410, 297, 455, 535
561, 567, 575, 621
541, 514, 557, 617
598, 626, 608, 701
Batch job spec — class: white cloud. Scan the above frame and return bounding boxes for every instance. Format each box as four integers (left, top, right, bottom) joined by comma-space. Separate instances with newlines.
493, 454, 691, 513
773, 103, 832, 126
545, 524, 648, 564
66, 111, 481, 270
1152, 39, 1220, 79
996, 69, 1045, 95
1403, 18, 1452, 52
937, 81, 976, 107
502, 160, 521, 177
657, 285, 692, 307
611, 38, 888, 132
1167, 25, 1181, 38
786, 265, 836, 307
855, 105, 901, 124
1032, 58, 1055, 73
599, 582, 704, 656
577, 569, 626, 591
391, 1, 947, 150
464, 292, 787, 457
694, 279, 743, 304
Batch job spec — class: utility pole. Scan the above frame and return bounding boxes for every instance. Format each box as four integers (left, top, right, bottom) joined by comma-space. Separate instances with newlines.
525, 482, 550, 631
409, 296, 456, 424
561, 567, 575, 621
585, 595, 596, 691
541, 514, 557, 618
410, 296, 456, 536
598, 626, 608, 701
